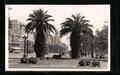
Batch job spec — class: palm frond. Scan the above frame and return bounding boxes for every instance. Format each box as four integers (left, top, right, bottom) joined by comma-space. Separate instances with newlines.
61, 18, 74, 28
48, 24, 56, 33
71, 14, 76, 21
25, 22, 32, 33
44, 22, 56, 33
81, 20, 90, 24
87, 24, 93, 28
60, 28, 71, 37
45, 19, 55, 22
82, 27, 94, 39
43, 14, 52, 20
26, 17, 37, 21
29, 14, 35, 18
25, 22, 36, 33
42, 10, 48, 15
66, 18, 74, 22
78, 16, 85, 22
80, 16, 85, 20
61, 24, 72, 29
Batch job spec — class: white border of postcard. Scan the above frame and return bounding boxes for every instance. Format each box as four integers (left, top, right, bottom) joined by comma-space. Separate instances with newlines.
5, 5, 111, 71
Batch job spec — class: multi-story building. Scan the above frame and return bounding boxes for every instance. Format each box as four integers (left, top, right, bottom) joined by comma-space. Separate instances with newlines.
45, 30, 61, 45
8, 19, 34, 52
33, 29, 68, 48
8, 20, 21, 52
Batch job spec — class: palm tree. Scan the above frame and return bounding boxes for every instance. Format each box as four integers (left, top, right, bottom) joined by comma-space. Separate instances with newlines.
60, 13, 94, 59
25, 8, 56, 58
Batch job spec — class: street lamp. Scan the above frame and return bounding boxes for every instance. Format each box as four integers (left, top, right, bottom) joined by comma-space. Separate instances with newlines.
23, 33, 28, 58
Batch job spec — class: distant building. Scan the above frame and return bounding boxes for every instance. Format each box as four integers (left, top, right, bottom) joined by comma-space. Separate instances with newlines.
45, 30, 62, 45
8, 20, 21, 52
19, 24, 26, 51
52, 31, 61, 45
8, 19, 34, 53
8, 19, 68, 53
33, 29, 68, 48
45, 30, 53, 44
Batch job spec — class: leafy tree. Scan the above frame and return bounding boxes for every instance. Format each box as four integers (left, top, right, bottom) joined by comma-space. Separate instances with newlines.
81, 30, 94, 58
25, 8, 56, 58
95, 25, 108, 56
46, 44, 66, 53
60, 13, 94, 59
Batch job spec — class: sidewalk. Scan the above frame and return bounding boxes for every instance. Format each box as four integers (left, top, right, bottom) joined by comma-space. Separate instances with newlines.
9, 53, 36, 59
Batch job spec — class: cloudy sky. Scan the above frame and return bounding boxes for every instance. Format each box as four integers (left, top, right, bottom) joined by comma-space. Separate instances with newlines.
6, 5, 110, 48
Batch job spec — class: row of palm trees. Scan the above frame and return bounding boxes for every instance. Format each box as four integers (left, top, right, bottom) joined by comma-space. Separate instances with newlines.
25, 8, 94, 59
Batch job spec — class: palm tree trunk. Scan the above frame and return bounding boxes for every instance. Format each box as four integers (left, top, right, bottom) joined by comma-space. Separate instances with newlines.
70, 32, 81, 59
34, 31, 46, 59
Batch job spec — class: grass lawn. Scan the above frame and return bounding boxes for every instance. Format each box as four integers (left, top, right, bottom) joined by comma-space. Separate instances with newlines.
8, 58, 108, 69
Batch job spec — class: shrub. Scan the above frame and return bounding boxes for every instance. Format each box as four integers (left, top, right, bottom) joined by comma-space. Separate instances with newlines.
78, 59, 91, 66
86, 60, 91, 66
28, 57, 37, 64
20, 57, 28, 64
78, 59, 86, 66
92, 59, 100, 67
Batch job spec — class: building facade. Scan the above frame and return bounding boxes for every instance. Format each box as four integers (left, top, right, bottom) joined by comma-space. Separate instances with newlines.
8, 19, 34, 52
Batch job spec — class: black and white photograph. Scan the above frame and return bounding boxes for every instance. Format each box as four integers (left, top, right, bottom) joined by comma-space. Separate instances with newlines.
5, 5, 110, 71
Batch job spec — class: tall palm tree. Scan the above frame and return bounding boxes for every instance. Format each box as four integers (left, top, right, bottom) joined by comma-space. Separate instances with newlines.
60, 13, 94, 59
25, 8, 56, 58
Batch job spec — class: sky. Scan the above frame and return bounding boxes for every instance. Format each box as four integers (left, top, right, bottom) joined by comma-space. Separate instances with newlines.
6, 5, 110, 49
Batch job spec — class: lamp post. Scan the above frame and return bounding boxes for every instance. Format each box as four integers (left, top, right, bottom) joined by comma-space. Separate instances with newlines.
23, 33, 28, 57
